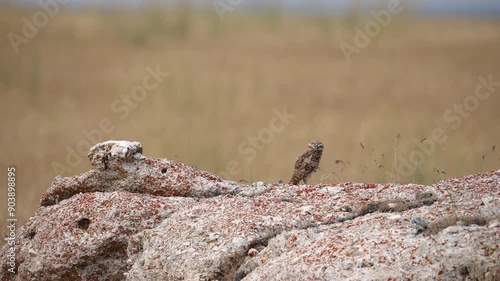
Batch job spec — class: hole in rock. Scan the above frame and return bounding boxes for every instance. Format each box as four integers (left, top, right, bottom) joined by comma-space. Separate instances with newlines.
77, 218, 91, 230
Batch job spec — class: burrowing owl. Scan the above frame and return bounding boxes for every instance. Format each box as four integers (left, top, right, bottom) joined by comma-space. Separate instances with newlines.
289, 141, 324, 185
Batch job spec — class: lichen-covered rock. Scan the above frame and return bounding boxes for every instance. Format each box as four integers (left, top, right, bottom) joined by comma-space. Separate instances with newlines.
1, 140, 499, 281
1, 191, 193, 281
40, 140, 243, 206
243, 214, 499, 281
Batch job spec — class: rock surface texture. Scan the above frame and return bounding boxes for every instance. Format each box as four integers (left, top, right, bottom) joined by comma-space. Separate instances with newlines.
1, 140, 499, 281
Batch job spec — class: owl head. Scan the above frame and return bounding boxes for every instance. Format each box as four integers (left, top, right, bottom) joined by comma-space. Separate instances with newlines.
308, 141, 324, 151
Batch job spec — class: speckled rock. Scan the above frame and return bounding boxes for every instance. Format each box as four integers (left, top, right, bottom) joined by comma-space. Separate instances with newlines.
40, 140, 243, 206
1, 141, 499, 281
2, 191, 194, 281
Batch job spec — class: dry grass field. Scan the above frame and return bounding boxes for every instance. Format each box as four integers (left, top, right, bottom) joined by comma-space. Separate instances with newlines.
1, 3, 499, 239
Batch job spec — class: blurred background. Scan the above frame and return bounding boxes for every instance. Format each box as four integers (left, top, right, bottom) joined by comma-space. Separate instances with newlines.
1, 0, 499, 239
